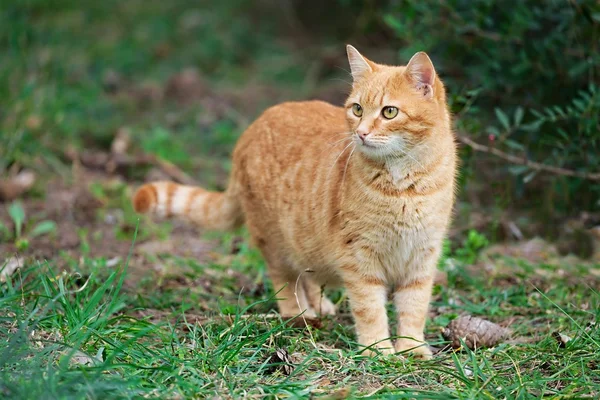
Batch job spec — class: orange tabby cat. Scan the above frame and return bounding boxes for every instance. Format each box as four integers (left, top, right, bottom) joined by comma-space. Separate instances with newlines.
133, 45, 457, 358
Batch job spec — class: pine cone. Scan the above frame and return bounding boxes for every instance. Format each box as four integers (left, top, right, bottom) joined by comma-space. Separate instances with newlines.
442, 315, 509, 350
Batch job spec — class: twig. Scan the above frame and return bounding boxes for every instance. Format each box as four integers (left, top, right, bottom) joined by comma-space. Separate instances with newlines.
294, 269, 319, 350
67, 150, 198, 186
457, 133, 600, 181
152, 157, 198, 186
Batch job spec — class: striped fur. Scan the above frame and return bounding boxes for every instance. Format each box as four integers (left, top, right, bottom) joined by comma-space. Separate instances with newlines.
133, 181, 243, 231
132, 45, 457, 359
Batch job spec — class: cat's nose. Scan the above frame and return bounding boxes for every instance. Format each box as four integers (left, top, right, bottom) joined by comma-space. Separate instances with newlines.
357, 130, 370, 142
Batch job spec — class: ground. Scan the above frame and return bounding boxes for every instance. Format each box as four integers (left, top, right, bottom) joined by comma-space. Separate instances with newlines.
1, 1, 599, 399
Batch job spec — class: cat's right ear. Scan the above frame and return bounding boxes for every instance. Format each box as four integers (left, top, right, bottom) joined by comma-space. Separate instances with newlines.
346, 45, 374, 82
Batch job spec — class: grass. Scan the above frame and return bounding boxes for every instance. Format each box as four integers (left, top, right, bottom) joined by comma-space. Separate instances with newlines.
1, 0, 599, 398
1, 231, 599, 398
0, 0, 322, 178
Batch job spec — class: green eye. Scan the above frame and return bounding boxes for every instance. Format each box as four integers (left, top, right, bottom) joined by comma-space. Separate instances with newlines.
352, 103, 363, 117
382, 106, 399, 119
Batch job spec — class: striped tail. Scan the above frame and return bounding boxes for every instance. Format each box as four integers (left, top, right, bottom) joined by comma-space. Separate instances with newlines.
132, 181, 243, 231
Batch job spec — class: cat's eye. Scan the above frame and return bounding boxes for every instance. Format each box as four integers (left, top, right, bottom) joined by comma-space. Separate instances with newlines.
382, 106, 399, 119
351, 103, 363, 117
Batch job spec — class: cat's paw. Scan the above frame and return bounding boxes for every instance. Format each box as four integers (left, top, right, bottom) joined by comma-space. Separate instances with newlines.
395, 340, 433, 360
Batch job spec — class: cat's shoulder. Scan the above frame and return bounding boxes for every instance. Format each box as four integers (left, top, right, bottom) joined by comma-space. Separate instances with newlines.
260, 100, 344, 120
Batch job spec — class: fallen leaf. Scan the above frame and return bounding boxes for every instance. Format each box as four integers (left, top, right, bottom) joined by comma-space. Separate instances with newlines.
110, 127, 131, 156
266, 348, 294, 375
0, 256, 22, 282
68, 349, 104, 367
0, 170, 36, 201
552, 331, 572, 348
321, 388, 352, 400
164, 68, 206, 104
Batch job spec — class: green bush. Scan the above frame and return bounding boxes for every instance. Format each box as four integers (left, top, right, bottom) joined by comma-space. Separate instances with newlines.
382, 0, 600, 212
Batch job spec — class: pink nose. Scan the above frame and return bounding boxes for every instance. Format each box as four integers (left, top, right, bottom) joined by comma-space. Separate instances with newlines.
357, 130, 370, 142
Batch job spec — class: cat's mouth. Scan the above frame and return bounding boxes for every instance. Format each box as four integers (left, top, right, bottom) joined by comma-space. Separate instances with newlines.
354, 134, 379, 149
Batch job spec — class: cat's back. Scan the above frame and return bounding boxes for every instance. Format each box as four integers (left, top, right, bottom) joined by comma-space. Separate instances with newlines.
257, 100, 345, 132
233, 100, 346, 156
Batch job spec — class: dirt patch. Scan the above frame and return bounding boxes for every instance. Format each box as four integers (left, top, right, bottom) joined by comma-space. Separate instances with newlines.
0, 170, 218, 289
461, 237, 600, 290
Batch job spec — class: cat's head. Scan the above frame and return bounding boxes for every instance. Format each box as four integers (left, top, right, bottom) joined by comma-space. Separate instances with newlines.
344, 45, 449, 161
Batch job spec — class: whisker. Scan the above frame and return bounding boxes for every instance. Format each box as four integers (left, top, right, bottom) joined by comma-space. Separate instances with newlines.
319, 136, 352, 157
323, 131, 352, 143
328, 77, 353, 86
396, 148, 425, 170
341, 145, 356, 191
382, 141, 425, 171
326, 136, 352, 148
327, 141, 354, 181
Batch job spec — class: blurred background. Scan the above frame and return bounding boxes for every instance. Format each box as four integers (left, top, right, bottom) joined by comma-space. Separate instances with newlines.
1, 0, 599, 259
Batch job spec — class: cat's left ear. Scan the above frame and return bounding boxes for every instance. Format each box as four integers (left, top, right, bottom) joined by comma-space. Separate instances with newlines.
406, 52, 436, 99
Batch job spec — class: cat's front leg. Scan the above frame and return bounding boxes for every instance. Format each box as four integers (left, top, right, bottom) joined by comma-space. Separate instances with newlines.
393, 275, 434, 359
342, 267, 394, 356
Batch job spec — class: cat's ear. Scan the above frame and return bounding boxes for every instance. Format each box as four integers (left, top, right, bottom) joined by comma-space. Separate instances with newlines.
346, 45, 374, 82
406, 52, 436, 98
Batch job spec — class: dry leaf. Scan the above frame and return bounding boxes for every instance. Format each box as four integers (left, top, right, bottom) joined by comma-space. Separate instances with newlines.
68, 349, 104, 367
321, 388, 352, 400
164, 68, 206, 104
110, 127, 131, 155
552, 331, 572, 348
0, 170, 36, 201
266, 348, 294, 375
1, 256, 22, 282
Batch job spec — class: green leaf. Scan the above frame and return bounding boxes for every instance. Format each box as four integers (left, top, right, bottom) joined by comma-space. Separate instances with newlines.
15, 238, 29, 251
505, 139, 526, 151
521, 120, 544, 132
530, 109, 544, 119
523, 170, 538, 184
495, 108, 511, 131
383, 15, 404, 33
8, 202, 25, 238
0, 222, 9, 241
508, 165, 529, 175
573, 99, 586, 112
514, 107, 524, 126
556, 128, 570, 141
29, 221, 57, 238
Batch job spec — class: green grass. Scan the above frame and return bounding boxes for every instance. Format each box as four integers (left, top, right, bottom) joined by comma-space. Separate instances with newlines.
1, 231, 599, 399
1, 0, 599, 398
0, 0, 322, 179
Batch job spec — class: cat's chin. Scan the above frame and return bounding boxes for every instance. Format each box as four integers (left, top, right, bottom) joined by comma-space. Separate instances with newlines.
357, 144, 396, 161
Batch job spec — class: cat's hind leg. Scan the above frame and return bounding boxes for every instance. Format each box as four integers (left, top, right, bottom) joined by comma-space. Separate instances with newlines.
302, 277, 336, 316
263, 254, 317, 318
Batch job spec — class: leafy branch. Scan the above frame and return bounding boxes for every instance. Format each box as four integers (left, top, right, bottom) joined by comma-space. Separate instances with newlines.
456, 134, 600, 181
